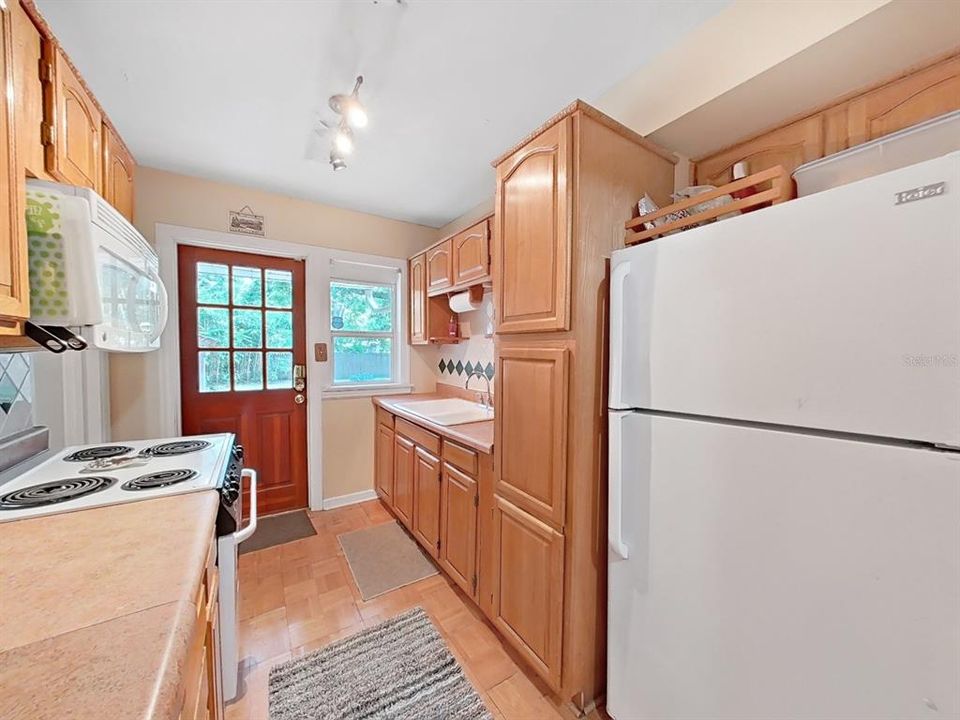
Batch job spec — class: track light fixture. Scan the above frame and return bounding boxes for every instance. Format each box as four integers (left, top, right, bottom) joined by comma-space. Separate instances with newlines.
326, 76, 367, 170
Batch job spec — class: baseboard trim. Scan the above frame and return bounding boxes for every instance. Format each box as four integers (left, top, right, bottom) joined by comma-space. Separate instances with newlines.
322, 489, 378, 510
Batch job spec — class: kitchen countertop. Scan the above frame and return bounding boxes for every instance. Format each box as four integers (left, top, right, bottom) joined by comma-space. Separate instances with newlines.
373, 393, 494, 454
0, 491, 219, 720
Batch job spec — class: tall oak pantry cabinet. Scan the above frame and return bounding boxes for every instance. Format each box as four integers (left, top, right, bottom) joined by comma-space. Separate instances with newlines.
490, 101, 675, 712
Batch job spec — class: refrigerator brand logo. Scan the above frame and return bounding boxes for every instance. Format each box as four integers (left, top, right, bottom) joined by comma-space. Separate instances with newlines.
894, 182, 946, 205
902, 353, 958, 368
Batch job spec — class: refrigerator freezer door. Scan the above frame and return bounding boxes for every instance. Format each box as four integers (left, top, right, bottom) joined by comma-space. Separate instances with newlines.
610, 152, 960, 447
607, 412, 960, 720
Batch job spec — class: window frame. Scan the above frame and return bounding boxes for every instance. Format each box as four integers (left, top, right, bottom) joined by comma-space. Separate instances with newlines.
321, 257, 411, 398
328, 278, 399, 388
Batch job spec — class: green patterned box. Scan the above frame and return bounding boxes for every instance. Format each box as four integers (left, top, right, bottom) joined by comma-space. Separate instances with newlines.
25, 189, 70, 322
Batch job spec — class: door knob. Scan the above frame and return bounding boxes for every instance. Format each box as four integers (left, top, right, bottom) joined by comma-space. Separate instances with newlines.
294, 393, 305, 404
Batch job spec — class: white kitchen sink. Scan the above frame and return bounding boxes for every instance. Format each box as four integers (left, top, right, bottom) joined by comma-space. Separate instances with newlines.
395, 398, 493, 426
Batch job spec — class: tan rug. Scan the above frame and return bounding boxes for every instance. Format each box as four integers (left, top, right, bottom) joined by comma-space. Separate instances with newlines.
338, 521, 438, 600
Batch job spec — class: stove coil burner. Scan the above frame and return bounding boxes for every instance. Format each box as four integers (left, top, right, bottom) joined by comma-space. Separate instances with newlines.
0, 476, 117, 510
63, 446, 134, 463
139, 440, 212, 457
121, 469, 198, 491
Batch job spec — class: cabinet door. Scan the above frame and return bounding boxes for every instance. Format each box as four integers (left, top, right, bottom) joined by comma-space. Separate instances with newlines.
393, 433, 415, 529
102, 123, 135, 221
409, 254, 427, 345
494, 116, 571, 333
495, 345, 568, 528
426, 238, 453, 293
0, 6, 29, 326
695, 114, 823, 186
846, 55, 960, 147
45, 43, 102, 190
492, 496, 564, 691
375, 422, 394, 504
440, 461, 478, 598
413, 446, 441, 558
11, 0, 45, 179
452, 219, 489, 287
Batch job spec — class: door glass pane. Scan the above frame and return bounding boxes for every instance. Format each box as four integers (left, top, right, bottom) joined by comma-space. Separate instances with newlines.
233, 351, 263, 391
232, 309, 263, 348
330, 282, 392, 332
197, 263, 229, 305
266, 351, 293, 389
332, 337, 392, 384
265, 310, 292, 348
197, 307, 229, 348
198, 351, 230, 392
232, 266, 262, 306
265, 269, 293, 309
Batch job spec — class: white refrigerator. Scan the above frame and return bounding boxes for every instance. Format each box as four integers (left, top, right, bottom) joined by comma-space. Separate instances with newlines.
607, 152, 960, 720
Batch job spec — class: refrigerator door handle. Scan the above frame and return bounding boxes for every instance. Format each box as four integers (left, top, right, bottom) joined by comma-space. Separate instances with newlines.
609, 260, 632, 408
609, 411, 630, 560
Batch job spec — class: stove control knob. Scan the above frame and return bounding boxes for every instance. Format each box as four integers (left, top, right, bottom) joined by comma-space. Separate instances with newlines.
232, 444, 244, 462
224, 488, 239, 503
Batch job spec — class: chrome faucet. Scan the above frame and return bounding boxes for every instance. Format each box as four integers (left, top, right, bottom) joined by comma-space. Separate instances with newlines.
465, 370, 492, 411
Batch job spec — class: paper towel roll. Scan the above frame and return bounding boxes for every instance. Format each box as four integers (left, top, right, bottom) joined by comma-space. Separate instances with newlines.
449, 290, 482, 314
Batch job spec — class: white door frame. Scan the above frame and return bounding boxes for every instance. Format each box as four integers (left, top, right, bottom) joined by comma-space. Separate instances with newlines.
155, 223, 326, 509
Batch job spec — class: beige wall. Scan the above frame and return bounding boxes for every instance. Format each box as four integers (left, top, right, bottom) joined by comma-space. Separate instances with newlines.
115, 166, 439, 501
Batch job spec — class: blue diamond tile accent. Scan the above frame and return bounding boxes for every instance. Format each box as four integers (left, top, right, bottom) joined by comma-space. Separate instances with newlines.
438, 359, 446, 373
464, 361, 474, 376
455, 360, 464, 376
484, 362, 495, 380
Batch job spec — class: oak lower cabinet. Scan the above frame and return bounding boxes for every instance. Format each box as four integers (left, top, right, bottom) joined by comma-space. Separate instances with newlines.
491, 496, 564, 690
374, 421, 394, 504
491, 101, 675, 711
0, 4, 29, 334
180, 537, 223, 720
439, 461, 478, 598
412, 446, 441, 558
392, 433, 415, 529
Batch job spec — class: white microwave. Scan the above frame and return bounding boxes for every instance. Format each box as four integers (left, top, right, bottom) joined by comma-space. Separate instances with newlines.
25, 181, 168, 352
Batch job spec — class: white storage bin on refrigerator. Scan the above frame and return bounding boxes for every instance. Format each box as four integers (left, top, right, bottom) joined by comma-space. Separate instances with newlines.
793, 110, 960, 196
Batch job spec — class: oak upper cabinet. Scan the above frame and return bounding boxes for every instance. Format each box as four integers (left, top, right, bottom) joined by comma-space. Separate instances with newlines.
451, 219, 490, 287
492, 496, 564, 690
0, 4, 29, 331
495, 345, 568, 528
44, 42, 102, 190
409, 253, 427, 345
393, 433, 415, 529
439, 461, 478, 599
374, 421, 394, 505
494, 116, 571, 333
426, 238, 453, 294
11, 0, 45, 179
102, 122, 135, 222
846, 55, 960, 146
412, 446, 441, 558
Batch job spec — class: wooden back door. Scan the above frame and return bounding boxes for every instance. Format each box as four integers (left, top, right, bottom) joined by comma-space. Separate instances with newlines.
178, 245, 308, 515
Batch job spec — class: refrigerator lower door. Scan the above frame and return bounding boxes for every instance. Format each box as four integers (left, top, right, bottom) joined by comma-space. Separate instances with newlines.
607, 412, 960, 720
609, 152, 960, 447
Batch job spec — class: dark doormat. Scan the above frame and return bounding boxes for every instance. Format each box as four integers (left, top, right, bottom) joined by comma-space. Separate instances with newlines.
239, 509, 316, 554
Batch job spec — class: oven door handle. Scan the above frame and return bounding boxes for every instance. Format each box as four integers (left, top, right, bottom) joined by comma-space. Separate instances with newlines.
233, 468, 258, 543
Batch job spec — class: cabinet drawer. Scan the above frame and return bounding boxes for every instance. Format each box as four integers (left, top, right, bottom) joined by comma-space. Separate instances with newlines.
442, 439, 478, 476
376, 407, 395, 428
395, 417, 440, 455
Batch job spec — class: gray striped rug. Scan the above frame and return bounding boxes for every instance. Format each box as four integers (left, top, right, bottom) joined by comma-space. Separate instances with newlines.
268, 607, 491, 720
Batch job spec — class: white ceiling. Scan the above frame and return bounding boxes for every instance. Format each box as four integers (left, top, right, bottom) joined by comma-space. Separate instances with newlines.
37, 0, 726, 228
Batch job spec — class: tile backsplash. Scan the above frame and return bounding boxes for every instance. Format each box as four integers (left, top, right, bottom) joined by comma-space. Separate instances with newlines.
0, 353, 34, 442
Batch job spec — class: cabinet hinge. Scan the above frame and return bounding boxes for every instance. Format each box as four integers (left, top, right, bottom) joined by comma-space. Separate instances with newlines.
436, 539, 441, 552
38, 60, 54, 83
41, 122, 55, 146
473, 494, 479, 508
471, 574, 478, 594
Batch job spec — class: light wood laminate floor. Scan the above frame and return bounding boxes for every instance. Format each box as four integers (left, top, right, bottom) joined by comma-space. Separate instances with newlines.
225, 500, 608, 720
